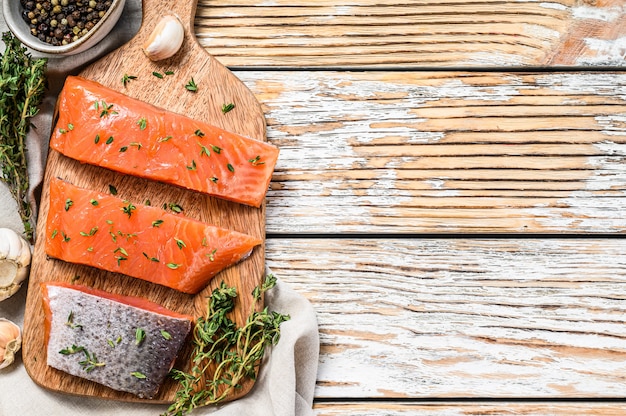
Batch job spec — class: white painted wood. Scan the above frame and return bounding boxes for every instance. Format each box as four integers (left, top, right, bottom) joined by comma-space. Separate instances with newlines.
233, 70, 626, 234
267, 238, 626, 398
313, 402, 626, 415
195, 0, 626, 67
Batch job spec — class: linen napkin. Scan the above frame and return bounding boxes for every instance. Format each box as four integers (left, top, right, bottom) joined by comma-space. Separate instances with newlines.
0, 2, 319, 415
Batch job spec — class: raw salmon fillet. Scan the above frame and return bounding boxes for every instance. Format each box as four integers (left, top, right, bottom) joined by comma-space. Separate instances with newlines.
50, 76, 279, 208
42, 282, 193, 399
45, 177, 262, 294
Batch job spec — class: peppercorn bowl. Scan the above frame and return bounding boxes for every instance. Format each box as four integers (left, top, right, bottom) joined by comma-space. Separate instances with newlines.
3, 0, 125, 56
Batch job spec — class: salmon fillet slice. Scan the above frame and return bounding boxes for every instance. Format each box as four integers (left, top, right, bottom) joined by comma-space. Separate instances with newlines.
45, 177, 262, 294
42, 282, 193, 399
50, 76, 279, 208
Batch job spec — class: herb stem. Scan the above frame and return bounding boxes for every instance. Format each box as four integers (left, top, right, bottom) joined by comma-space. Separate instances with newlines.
0, 32, 47, 242
164, 275, 289, 416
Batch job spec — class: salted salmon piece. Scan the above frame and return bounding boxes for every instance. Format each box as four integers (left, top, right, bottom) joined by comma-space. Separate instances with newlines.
45, 177, 261, 294
50, 76, 279, 208
42, 282, 193, 399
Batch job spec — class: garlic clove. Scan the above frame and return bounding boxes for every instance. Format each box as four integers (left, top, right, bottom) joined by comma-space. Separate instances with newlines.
142, 14, 185, 61
0, 228, 32, 302
0, 318, 21, 370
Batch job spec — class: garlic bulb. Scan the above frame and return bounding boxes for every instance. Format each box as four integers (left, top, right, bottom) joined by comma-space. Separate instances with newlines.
142, 14, 185, 61
0, 228, 32, 302
0, 318, 21, 369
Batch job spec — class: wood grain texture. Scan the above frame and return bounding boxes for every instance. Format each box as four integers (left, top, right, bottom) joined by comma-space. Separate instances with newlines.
22, 0, 267, 404
266, 238, 626, 398
313, 402, 626, 415
232, 70, 626, 234
194, 0, 626, 68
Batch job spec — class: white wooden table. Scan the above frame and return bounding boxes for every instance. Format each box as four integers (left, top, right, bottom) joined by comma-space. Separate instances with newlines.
196, 1, 626, 414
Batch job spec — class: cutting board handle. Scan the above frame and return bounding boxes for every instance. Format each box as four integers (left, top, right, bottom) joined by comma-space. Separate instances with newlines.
130, 0, 201, 54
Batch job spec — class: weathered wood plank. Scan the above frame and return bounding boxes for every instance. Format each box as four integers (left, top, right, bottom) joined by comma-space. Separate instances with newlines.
196, 0, 626, 68
233, 70, 626, 234
313, 402, 626, 415
266, 238, 626, 398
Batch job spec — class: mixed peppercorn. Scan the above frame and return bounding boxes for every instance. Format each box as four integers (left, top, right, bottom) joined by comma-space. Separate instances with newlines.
20, 0, 113, 46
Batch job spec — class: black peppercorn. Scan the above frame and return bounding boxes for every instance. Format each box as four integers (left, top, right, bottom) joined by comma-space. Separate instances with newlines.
21, 0, 112, 46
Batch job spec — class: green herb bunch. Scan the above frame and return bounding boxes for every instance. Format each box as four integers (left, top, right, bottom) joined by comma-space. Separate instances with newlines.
164, 274, 290, 416
0, 32, 47, 243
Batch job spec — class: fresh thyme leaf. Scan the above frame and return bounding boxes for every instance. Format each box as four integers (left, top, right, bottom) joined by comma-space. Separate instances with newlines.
163, 274, 289, 415
99, 100, 117, 117
78, 349, 105, 372
115, 255, 127, 266
122, 73, 137, 87
185, 77, 198, 92
65, 311, 82, 330
143, 252, 159, 262
135, 328, 146, 345
121, 202, 136, 218
221, 103, 235, 114
160, 330, 172, 340
79, 227, 98, 237
198, 142, 211, 157
108, 184, 118, 195
153, 71, 164, 79
248, 155, 265, 166
114, 246, 129, 257
59, 344, 84, 355
0, 32, 48, 243
131, 371, 147, 379
168, 203, 184, 213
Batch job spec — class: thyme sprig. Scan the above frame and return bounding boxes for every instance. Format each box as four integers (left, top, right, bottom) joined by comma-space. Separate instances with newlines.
164, 274, 289, 416
0, 32, 47, 243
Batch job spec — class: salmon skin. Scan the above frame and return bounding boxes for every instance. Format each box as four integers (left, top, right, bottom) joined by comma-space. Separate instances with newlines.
50, 76, 279, 208
42, 282, 193, 399
45, 177, 262, 294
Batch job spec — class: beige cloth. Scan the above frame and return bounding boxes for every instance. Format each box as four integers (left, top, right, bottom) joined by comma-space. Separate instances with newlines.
0, 2, 319, 415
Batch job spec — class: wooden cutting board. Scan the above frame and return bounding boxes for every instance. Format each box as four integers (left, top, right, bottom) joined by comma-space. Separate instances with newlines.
22, 0, 267, 404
